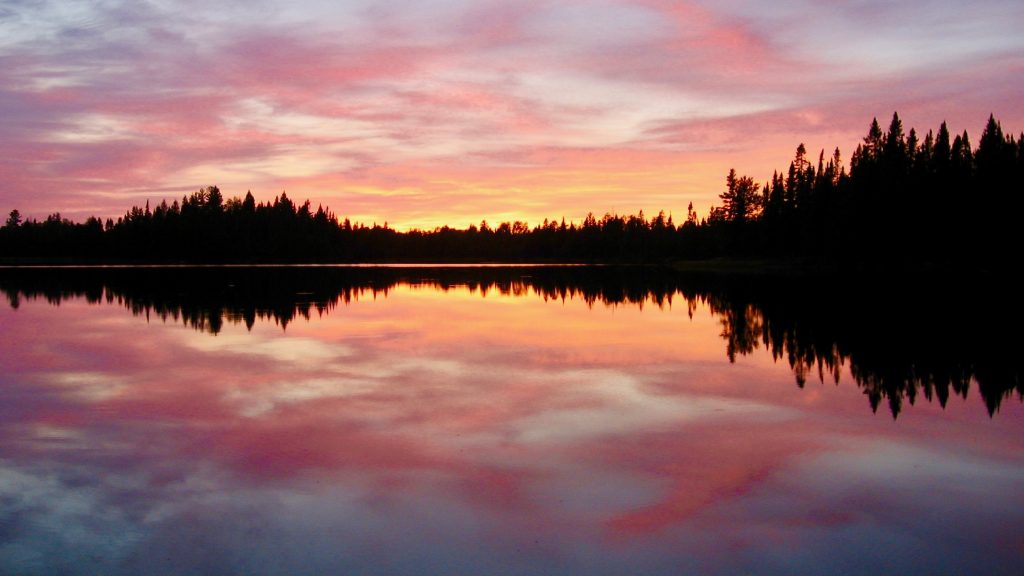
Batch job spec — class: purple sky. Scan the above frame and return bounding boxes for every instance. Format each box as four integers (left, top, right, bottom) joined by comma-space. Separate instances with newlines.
2, 0, 1022, 228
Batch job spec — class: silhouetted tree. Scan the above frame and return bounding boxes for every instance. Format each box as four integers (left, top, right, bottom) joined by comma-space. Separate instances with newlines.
720, 169, 761, 225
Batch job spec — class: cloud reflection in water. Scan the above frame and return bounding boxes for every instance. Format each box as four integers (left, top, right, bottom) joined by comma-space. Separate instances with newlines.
0, 268, 1022, 575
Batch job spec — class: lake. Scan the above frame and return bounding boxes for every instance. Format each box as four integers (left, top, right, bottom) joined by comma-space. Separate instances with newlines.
0, 266, 1021, 575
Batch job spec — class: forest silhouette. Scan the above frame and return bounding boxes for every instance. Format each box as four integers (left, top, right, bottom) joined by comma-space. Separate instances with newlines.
1, 265, 1020, 418
2, 113, 1020, 266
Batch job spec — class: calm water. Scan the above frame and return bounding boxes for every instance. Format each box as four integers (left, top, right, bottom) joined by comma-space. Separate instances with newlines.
0, 266, 1022, 575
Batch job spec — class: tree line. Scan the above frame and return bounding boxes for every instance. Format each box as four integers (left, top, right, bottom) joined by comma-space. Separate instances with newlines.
707, 112, 1023, 266
1, 113, 1020, 265
0, 187, 691, 262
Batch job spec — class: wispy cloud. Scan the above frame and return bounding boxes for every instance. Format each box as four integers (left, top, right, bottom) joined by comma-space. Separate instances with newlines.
1, 0, 1022, 226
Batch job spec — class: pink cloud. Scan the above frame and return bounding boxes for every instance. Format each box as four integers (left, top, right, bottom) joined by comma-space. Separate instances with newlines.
1, 0, 1022, 229
561, 0, 809, 94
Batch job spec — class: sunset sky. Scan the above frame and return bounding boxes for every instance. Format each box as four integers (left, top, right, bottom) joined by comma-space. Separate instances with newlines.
2, 0, 1022, 229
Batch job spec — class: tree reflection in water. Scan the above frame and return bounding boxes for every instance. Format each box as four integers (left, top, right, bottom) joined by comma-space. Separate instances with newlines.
1, 265, 1020, 418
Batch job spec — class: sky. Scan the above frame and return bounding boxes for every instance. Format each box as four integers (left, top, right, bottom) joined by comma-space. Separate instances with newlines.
2, 0, 1022, 230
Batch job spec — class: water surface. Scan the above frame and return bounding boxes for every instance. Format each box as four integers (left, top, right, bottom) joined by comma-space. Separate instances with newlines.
0, 266, 1021, 575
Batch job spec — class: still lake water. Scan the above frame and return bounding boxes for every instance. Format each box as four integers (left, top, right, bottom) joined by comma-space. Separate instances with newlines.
0, 266, 1021, 575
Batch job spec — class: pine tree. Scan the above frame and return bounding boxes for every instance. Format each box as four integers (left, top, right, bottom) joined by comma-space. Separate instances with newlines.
719, 169, 761, 225
4, 210, 21, 229
864, 117, 884, 161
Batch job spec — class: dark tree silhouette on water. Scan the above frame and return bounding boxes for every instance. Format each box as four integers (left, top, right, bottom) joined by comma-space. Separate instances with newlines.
1, 265, 1019, 418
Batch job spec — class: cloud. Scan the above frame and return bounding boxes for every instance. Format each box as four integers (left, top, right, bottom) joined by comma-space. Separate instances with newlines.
0, 0, 1022, 226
